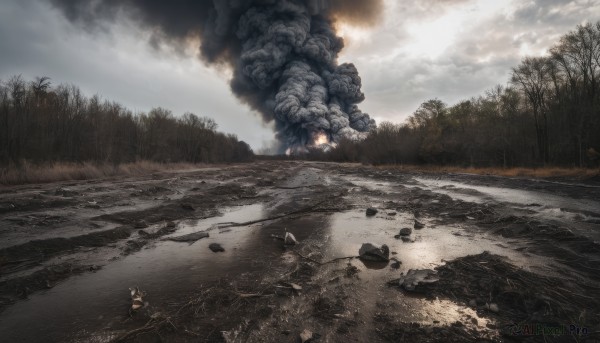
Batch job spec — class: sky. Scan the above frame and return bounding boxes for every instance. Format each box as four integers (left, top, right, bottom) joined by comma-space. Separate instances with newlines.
1, 0, 599, 151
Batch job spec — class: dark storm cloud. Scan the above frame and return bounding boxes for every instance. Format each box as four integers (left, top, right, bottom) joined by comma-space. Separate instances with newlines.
50, 0, 382, 150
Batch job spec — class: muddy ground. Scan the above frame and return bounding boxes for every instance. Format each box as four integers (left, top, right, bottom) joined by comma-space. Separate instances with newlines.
0, 161, 599, 342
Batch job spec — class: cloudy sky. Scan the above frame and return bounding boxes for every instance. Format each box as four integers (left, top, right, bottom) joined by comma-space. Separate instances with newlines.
1, 0, 599, 151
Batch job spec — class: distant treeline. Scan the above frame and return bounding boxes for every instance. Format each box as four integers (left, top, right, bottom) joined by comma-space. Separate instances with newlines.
0, 77, 253, 166
327, 22, 600, 167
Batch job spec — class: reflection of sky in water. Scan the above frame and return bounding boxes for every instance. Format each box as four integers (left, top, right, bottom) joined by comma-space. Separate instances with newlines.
414, 178, 600, 215
325, 210, 543, 272
323, 210, 509, 335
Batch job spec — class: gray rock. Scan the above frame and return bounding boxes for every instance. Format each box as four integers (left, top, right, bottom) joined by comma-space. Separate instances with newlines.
366, 208, 378, 216
209, 243, 225, 252
399, 227, 412, 236
358, 243, 390, 262
414, 220, 425, 229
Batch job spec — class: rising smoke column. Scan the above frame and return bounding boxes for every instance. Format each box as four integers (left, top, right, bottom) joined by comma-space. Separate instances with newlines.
51, 0, 381, 152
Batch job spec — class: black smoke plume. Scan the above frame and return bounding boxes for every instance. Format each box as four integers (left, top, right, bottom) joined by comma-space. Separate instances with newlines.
50, 0, 381, 152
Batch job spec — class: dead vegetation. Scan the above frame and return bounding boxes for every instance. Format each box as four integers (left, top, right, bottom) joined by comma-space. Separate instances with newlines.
378, 165, 600, 180
423, 252, 600, 338
0, 160, 200, 186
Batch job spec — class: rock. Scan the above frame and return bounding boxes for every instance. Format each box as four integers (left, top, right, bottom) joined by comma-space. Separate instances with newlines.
209, 243, 225, 252
400, 236, 412, 243
399, 227, 412, 236
300, 329, 313, 343
414, 220, 425, 229
398, 269, 439, 291
359, 243, 390, 262
166, 221, 176, 228
390, 260, 402, 269
366, 208, 378, 216
387, 211, 397, 216
468, 299, 477, 307
284, 232, 297, 245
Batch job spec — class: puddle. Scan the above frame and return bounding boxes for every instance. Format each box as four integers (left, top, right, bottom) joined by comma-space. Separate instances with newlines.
324, 210, 542, 271
319, 210, 549, 334
414, 177, 600, 215
0, 204, 269, 342
170, 203, 265, 236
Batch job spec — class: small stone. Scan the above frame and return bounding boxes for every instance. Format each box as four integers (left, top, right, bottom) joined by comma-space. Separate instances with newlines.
300, 329, 313, 343
166, 221, 176, 228
486, 303, 499, 313
468, 299, 477, 307
387, 211, 397, 216
208, 243, 225, 252
414, 220, 425, 229
359, 243, 390, 262
399, 227, 412, 236
366, 208, 378, 216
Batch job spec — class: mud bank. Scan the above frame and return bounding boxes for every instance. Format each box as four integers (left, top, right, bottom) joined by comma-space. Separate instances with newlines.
0, 161, 598, 342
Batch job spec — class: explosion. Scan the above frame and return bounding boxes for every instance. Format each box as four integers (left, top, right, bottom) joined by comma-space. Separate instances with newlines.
313, 131, 330, 146
51, 0, 381, 153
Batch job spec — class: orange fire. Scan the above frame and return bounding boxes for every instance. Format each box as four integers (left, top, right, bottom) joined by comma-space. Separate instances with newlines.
312, 131, 329, 146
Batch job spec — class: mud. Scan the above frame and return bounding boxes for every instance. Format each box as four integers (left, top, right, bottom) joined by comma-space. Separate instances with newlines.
0, 161, 598, 342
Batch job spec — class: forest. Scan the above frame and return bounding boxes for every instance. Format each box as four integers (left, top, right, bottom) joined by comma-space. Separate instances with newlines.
2, 22, 600, 169
328, 22, 600, 167
0, 76, 254, 167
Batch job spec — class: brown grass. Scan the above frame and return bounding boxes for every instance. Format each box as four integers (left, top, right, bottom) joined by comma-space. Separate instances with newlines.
378, 164, 600, 179
0, 160, 200, 186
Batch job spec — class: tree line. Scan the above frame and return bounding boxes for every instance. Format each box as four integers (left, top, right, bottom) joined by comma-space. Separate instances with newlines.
328, 22, 600, 167
0, 76, 253, 166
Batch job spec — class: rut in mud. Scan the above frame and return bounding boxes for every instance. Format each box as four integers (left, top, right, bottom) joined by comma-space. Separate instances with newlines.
0, 161, 599, 342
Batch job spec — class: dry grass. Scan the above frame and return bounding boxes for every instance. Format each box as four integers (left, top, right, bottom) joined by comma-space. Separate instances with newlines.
0, 160, 199, 186
381, 164, 599, 179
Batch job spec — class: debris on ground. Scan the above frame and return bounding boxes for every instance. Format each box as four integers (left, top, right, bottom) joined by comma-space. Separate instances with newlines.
396, 269, 439, 291
358, 243, 390, 262
390, 258, 402, 269
166, 231, 209, 243
129, 287, 145, 313
427, 252, 599, 329
366, 207, 378, 216
208, 243, 225, 252
395, 227, 412, 238
300, 328, 313, 342
284, 231, 298, 245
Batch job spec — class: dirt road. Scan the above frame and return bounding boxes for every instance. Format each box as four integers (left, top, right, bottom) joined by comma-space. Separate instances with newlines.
1, 161, 599, 342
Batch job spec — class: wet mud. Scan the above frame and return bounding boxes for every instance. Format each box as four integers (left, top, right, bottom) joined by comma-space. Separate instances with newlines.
0, 161, 599, 342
